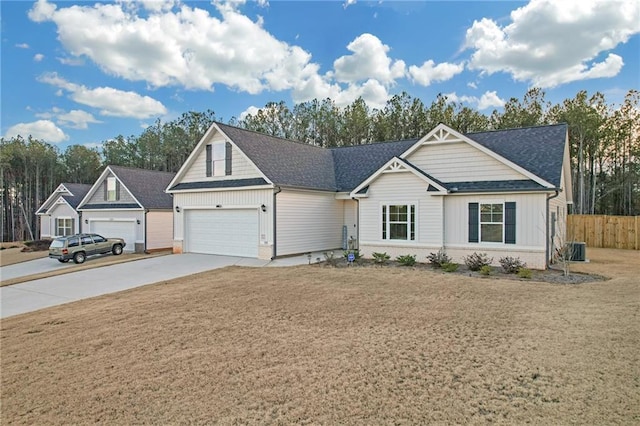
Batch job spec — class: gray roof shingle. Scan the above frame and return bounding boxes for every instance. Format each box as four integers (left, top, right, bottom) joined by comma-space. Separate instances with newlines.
184, 122, 567, 193
109, 166, 175, 209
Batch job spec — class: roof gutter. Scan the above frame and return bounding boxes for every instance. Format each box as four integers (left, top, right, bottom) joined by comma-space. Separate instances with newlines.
271, 186, 282, 260
545, 189, 561, 269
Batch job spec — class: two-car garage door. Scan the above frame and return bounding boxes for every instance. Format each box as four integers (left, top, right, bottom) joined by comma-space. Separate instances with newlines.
185, 209, 258, 258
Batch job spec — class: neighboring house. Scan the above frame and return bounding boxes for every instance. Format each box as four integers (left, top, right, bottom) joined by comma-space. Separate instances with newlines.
36, 183, 92, 238
77, 165, 176, 253
167, 122, 572, 269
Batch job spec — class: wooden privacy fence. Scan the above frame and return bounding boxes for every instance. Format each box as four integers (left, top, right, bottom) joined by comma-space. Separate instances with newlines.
567, 215, 639, 250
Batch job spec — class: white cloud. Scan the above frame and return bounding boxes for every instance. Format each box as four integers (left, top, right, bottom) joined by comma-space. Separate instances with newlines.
4, 120, 68, 143
38, 73, 167, 119
443, 90, 505, 111
464, 0, 640, 88
333, 34, 406, 86
34, 53, 44, 62
408, 60, 464, 86
239, 105, 261, 120
57, 56, 85, 66
467, 81, 477, 89
16, 43, 30, 49
343, 0, 357, 9
57, 109, 102, 129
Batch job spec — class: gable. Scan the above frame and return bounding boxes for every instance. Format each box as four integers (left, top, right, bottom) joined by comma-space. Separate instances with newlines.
79, 168, 141, 209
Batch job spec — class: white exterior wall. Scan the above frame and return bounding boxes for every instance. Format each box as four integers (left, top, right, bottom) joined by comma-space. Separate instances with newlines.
40, 202, 79, 237
172, 188, 273, 258
548, 168, 569, 262
276, 189, 344, 256
146, 211, 173, 251
82, 209, 145, 245
405, 142, 525, 182
181, 133, 262, 183
343, 199, 358, 248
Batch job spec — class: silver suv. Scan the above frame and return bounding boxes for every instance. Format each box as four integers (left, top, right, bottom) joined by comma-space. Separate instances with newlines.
49, 233, 126, 264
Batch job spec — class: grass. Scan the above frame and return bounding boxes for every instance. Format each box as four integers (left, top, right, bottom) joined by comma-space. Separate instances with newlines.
1, 248, 638, 424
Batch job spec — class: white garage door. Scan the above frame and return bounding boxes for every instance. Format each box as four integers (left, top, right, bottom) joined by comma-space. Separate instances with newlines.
185, 209, 258, 257
90, 220, 136, 252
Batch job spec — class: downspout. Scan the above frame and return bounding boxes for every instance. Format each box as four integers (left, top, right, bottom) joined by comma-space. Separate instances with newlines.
351, 197, 360, 250
546, 190, 560, 269
143, 209, 149, 254
78, 211, 83, 233
271, 186, 281, 260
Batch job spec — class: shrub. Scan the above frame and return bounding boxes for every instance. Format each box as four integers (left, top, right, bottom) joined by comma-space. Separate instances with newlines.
479, 265, 492, 276
426, 249, 452, 268
342, 249, 361, 262
396, 254, 417, 266
372, 252, 391, 264
499, 256, 527, 274
442, 262, 458, 272
463, 252, 493, 271
517, 268, 532, 279
323, 251, 339, 267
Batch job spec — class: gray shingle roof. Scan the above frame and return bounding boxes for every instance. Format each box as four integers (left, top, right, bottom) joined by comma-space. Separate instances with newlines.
109, 166, 175, 209
467, 124, 567, 187
171, 178, 268, 191
81, 203, 141, 209
186, 122, 567, 193
61, 183, 92, 208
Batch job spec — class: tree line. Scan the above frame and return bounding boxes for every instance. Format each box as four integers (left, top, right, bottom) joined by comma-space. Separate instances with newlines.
1, 89, 638, 242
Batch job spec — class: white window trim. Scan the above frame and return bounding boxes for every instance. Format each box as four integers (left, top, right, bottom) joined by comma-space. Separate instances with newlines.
479, 201, 504, 244
380, 202, 417, 242
55, 217, 74, 237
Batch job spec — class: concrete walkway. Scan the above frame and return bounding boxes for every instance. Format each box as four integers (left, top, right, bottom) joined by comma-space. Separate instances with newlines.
0, 252, 324, 319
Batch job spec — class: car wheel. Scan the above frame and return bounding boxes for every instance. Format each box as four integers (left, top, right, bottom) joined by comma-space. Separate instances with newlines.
73, 252, 86, 264
112, 244, 123, 255
58, 259, 69, 263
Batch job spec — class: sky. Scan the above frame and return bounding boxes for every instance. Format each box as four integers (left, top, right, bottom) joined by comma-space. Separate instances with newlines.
1, 0, 639, 151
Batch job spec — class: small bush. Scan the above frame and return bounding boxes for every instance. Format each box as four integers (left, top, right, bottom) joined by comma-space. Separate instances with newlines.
479, 265, 492, 276
464, 252, 493, 271
323, 251, 339, 267
342, 249, 361, 262
517, 268, 532, 279
372, 252, 391, 264
427, 249, 452, 268
499, 256, 527, 274
396, 254, 417, 266
442, 262, 458, 272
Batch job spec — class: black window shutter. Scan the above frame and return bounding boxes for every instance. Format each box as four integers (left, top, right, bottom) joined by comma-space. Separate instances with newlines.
205, 145, 212, 177
468, 203, 479, 243
103, 181, 107, 201
115, 180, 120, 201
505, 202, 516, 244
225, 142, 232, 176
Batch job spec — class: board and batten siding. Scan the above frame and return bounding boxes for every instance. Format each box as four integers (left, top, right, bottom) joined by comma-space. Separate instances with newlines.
276, 190, 344, 256
85, 172, 138, 205
82, 209, 145, 243
181, 133, 262, 183
146, 211, 173, 250
359, 172, 444, 249
443, 193, 548, 269
405, 141, 525, 182
173, 189, 273, 257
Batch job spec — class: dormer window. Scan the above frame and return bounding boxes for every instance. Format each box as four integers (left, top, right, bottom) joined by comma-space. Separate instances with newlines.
206, 142, 232, 177
104, 177, 119, 201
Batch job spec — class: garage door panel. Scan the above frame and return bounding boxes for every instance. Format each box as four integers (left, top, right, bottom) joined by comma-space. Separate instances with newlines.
185, 209, 258, 257
90, 221, 136, 252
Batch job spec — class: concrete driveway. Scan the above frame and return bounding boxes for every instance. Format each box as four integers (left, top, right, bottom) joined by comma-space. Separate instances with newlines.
0, 252, 323, 319
1, 257, 76, 281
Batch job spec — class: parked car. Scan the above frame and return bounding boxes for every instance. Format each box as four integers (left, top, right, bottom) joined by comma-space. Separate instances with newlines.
49, 233, 126, 264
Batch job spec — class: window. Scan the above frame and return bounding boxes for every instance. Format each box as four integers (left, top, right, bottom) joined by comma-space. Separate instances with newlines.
480, 203, 503, 242
56, 218, 74, 236
107, 177, 117, 201
206, 143, 232, 177
81, 235, 94, 245
92, 234, 106, 243
382, 204, 415, 241
469, 202, 516, 244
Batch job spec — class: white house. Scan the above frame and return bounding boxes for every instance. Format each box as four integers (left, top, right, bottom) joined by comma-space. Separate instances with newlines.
167, 122, 573, 269
77, 166, 175, 253
36, 183, 92, 238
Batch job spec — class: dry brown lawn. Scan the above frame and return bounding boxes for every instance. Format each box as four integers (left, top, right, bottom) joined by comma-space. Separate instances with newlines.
1, 248, 638, 424
0, 246, 47, 267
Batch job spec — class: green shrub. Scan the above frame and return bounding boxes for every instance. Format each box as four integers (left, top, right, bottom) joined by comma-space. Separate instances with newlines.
396, 254, 417, 266
323, 251, 339, 267
499, 256, 526, 274
464, 252, 493, 271
342, 249, 361, 262
517, 268, 532, 279
372, 252, 391, 264
479, 265, 492, 276
426, 249, 452, 268
442, 262, 458, 272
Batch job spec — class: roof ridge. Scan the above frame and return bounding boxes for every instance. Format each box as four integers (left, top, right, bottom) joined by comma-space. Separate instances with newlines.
108, 165, 176, 176
215, 121, 327, 151
466, 122, 567, 136
329, 137, 420, 150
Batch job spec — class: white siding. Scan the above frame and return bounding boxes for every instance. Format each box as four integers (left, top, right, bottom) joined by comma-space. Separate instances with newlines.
405, 141, 525, 182
43, 202, 79, 237
146, 211, 173, 250
359, 172, 443, 247
181, 133, 262, 183
173, 189, 273, 258
343, 200, 358, 247
276, 190, 344, 256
